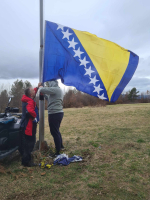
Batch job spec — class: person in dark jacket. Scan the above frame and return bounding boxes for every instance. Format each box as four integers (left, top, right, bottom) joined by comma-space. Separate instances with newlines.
20, 84, 40, 167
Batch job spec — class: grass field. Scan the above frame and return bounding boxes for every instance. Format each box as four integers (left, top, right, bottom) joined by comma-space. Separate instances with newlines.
0, 103, 150, 200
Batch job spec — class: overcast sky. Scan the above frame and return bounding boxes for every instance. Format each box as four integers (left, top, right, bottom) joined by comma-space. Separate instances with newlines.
0, 0, 150, 93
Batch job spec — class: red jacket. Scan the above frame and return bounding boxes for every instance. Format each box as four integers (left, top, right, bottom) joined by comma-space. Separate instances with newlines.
21, 88, 38, 136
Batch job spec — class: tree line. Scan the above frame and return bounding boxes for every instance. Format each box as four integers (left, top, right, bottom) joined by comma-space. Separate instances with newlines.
0, 80, 32, 112
0, 79, 150, 113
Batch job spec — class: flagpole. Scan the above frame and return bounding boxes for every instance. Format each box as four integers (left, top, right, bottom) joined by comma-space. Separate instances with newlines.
39, 0, 45, 150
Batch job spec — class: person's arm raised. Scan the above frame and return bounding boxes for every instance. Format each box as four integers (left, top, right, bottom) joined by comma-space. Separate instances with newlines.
39, 86, 57, 95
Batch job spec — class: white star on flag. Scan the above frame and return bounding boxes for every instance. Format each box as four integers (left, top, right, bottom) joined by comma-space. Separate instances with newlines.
62, 29, 72, 40
68, 38, 78, 49
98, 93, 107, 100
79, 56, 89, 68
89, 75, 99, 85
73, 47, 84, 58
57, 24, 65, 31
93, 84, 103, 94
84, 66, 95, 77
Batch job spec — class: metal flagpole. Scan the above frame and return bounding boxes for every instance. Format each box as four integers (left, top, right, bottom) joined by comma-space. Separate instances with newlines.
39, 0, 45, 150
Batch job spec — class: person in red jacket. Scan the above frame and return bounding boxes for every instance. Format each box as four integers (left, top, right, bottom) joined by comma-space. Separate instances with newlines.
20, 84, 41, 167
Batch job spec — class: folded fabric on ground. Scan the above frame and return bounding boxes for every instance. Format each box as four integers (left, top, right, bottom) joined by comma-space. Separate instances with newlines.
53, 154, 82, 166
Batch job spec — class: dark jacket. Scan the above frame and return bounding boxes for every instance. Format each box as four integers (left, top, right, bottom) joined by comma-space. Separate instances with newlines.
21, 88, 38, 136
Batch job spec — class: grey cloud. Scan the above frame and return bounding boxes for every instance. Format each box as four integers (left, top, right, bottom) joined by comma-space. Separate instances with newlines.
0, 0, 150, 93
134, 56, 150, 78
0, 53, 39, 79
124, 77, 150, 92
93, 0, 150, 53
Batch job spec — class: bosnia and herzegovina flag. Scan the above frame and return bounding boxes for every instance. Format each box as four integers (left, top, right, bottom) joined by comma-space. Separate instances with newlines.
42, 21, 139, 102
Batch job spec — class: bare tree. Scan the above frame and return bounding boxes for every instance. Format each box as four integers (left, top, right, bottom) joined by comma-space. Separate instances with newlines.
0, 89, 8, 112
9, 79, 32, 111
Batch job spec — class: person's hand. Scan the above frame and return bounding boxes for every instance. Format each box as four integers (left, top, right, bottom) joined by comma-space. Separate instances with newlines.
38, 82, 42, 88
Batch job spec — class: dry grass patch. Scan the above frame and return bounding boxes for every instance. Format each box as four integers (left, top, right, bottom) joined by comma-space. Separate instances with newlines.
0, 103, 150, 200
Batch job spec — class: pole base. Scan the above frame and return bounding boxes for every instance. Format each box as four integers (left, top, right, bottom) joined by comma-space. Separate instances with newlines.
35, 140, 49, 151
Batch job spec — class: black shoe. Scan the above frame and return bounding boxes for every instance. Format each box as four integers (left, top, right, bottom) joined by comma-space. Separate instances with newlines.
61, 147, 65, 151
49, 152, 60, 158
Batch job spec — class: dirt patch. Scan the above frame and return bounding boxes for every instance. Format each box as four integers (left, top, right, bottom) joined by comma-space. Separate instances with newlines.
0, 164, 6, 174
122, 142, 141, 150
6, 188, 45, 200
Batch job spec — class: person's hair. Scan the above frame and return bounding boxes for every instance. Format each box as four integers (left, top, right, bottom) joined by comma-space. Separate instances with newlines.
24, 87, 31, 97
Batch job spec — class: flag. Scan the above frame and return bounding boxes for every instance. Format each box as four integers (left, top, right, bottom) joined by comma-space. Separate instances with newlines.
42, 21, 139, 102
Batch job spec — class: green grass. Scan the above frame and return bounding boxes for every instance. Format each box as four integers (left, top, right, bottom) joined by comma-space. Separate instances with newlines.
0, 103, 150, 200
137, 139, 145, 143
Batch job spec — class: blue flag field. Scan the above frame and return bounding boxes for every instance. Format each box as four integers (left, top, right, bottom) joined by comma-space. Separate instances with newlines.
42, 21, 139, 102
